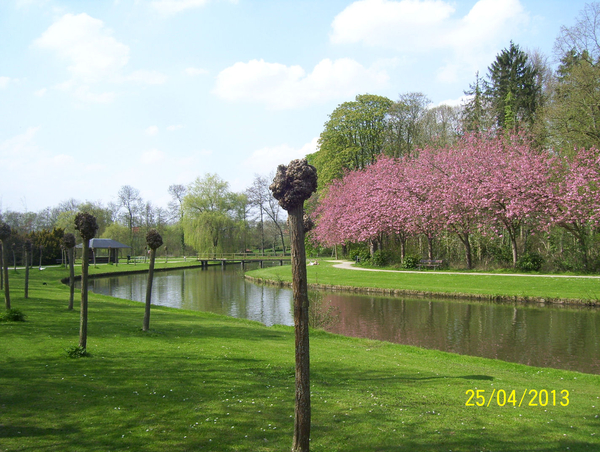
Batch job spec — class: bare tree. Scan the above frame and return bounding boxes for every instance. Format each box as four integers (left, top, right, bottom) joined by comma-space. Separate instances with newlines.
248, 174, 287, 255
246, 175, 267, 255
117, 185, 142, 252
554, 3, 600, 62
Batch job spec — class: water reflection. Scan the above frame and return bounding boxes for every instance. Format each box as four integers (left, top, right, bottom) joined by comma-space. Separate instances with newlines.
84, 265, 600, 374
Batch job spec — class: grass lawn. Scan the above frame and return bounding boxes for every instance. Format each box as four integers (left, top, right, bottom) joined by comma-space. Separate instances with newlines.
1, 264, 599, 451
246, 260, 600, 303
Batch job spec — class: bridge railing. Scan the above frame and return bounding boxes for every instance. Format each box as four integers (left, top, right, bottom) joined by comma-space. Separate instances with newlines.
194, 252, 289, 260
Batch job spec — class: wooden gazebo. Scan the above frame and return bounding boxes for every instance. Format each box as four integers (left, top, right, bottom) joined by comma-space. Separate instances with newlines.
76, 238, 130, 264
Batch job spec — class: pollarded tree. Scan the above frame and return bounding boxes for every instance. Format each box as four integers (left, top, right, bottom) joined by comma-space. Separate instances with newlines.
74, 212, 98, 351
270, 159, 317, 452
143, 229, 163, 332
0, 222, 11, 309
62, 233, 76, 310
24, 240, 32, 299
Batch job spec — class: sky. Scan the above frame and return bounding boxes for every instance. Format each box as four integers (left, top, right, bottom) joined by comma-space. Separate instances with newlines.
0, 0, 592, 213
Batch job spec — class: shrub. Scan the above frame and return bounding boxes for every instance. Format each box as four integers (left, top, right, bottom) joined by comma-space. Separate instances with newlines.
517, 252, 544, 272
373, 250, 392, 267
402, 254, 421, 269
0, 308, 26, 322
65, 346, 90, 359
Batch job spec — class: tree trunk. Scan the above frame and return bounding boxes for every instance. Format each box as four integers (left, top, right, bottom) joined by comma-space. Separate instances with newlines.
507, 228, 518, 268
456, 232, 473, 270
260, 208, 265, 256
24, 249, 30, 299
427, 234, 434, 260
68, 248, 75, 310
79, 242, 90, 350
288, 203, 311, 452
143, 248, 156, 332
2, 242, 10, 309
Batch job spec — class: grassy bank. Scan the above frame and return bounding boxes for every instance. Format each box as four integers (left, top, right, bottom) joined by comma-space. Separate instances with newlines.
1, 265, 599, 451
246, 260, 600, 304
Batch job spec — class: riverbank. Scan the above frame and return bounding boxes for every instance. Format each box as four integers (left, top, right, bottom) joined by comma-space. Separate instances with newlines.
2, 265, 600, 451
245, 260, 600, 305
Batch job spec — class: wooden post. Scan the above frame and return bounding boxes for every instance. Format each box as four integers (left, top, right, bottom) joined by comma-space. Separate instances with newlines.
270, 159, 317, 452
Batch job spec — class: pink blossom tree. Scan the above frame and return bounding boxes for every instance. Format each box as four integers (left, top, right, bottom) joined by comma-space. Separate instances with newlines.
553, 147, 600, 270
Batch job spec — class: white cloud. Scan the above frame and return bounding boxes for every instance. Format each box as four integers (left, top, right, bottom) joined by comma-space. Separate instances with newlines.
214, 58, 389, 109
330, 0, 529, 82
150, 0, 236, 15
331, 0, 455, 50
73, 85, 116, 103
242, 138, 318, 175
33, 13, 166, 102
34, 13, 130, 83
0, 77, 11, 89
141, 148, 165, 164
434, 95, 471, 108
125, 70, 168, 85
185, 67, 209, 76
34, 88, 48, 96
167, 124, 184, 131
145, 125, 159, 136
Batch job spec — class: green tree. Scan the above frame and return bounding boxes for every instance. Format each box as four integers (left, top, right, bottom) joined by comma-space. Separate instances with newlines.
384, 92, 430, 156
183, 174, 246, 255
485, 41, 542, 131
462, 72, 494, 133
309, 93, 393, 189
548, 3, 600, 153
28, 227, 65, 266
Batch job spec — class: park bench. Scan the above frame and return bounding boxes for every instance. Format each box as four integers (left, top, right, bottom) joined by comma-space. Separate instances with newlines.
417, 259, 443, 270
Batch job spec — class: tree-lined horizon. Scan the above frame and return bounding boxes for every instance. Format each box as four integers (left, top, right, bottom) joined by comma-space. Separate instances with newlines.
2, 3, 600, 272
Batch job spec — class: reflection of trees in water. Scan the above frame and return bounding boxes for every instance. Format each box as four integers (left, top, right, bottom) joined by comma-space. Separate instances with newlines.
323, 293, 600, 374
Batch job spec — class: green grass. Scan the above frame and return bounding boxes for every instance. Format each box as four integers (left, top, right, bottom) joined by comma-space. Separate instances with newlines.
1, 265, 599, 451
246, 260, 600, 302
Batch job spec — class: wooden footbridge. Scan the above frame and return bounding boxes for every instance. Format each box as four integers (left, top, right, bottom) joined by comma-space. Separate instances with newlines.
196, 254, 291, 270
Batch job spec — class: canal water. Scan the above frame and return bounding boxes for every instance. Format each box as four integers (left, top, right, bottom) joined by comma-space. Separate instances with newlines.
84, 264, 600, 375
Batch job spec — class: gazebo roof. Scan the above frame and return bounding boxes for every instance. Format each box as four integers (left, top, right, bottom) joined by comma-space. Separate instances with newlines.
76, 238, 130, 249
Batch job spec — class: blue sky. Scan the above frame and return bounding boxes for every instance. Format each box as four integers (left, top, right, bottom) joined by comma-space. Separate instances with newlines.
0, 0, 590, 212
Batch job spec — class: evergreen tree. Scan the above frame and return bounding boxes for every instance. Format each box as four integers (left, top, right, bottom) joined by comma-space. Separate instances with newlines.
461, 72, 492, 133
485, 41, 541, 131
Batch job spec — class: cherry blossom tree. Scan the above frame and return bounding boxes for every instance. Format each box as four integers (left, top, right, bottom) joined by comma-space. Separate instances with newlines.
552, 147, 600, 270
